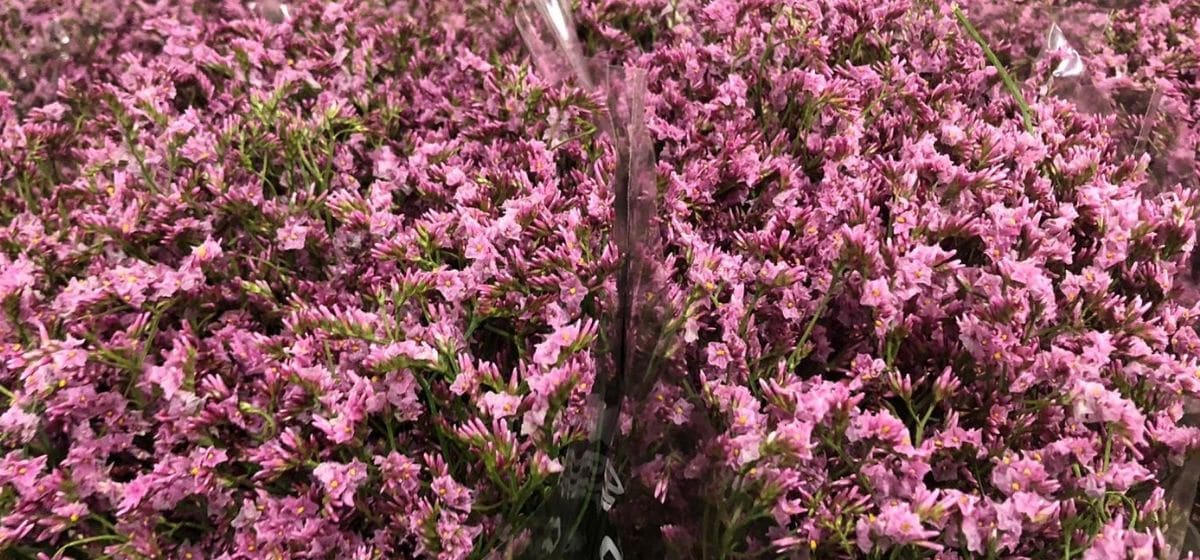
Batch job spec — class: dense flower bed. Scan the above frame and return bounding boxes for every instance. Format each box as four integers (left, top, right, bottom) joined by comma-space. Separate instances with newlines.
1, 0, 1199, 558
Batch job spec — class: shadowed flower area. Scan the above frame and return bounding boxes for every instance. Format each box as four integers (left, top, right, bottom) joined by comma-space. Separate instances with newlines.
1, 0, 1200, 558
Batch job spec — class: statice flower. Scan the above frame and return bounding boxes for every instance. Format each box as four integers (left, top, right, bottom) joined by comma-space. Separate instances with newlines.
313, 459, 368, 509
0, 0, 1197, 558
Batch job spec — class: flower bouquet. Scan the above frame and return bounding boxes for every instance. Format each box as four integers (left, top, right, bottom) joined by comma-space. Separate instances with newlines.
1, 0, 1199, 558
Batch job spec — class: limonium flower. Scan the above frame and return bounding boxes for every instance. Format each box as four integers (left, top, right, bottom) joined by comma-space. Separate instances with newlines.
0, 0, 1197, 558
313, 459, 368, 509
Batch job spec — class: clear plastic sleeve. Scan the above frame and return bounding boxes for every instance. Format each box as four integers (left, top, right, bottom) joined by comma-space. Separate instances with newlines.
1029, 5, 1195, 194
1164, 398, 1200, 559
1038, 9, 1199, 560
971, 2, 1200, 557
516, 2, 1200, 558
511, 1, 674, 558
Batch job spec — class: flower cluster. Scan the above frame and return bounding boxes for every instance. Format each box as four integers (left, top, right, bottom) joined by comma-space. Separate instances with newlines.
573, 0, 1200, 557
2, 1, 612, 557
0, 0, 1197, 558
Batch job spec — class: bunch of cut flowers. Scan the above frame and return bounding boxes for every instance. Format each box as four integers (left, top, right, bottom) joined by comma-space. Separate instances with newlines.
1, 0, 1199, 558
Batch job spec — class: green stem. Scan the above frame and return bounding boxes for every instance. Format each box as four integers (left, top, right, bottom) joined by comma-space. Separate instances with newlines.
952, 4, 1035, 133
787, 262, 845, 370
89, 514, 120, 533
55, 534, 127, 558
1063, 515, 1076, 559
237, 401, 278, 438
1101, 431, 1112, 472
384, 415, 397, 453
907, 396, 938, 446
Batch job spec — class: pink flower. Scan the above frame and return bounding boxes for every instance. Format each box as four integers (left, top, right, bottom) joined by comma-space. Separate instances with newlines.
706, 342, 732, 370
856, 502, 940, 552
0, 406, 38, 444
771, 420, 815, 461
277, 219, 310, 251
431, 474, 473, 513
376, 452, 421, 498
860, 278, 893, 308
532, 321, 587, 367
365, 340, 438, 368
1007, 492, 1058, 525
191, 236, 223, 264
480, 391, 521, 419
730, 432, 762, 465
1083, 517, 1130, 560
179, 130, 217, 163
107, 264, 157, 307
0, 254, 36, 299
992, 456, 1058, 495
444, 166, 466, 186
667, 398, 694, 426
314, 414, 357, 445
846, 410, 911, 448
47, 502, 88, 534
434, 270, 467, 302
464, 235, 497, 264
313, 460, 368, 508
1070, 380, 1147, 444
145, 364, 184, 399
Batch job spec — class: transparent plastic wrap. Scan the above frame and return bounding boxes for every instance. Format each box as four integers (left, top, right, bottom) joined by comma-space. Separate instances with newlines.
1164, 398, 1200, 559
511, 1, 677, 558
967, 2, 1200, 558
1035, 22, 1196, 194
512, 2, 1200, 558
964, 1, 1199, 193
